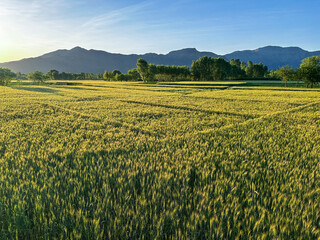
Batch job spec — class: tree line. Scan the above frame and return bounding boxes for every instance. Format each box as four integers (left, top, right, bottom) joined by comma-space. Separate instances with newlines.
191, 57, 268, 81
0, 69, 104, 85
103, 56, 320, 87
0, 56, 319, 87
102, 61, 191, 82
103, 58, 269, 83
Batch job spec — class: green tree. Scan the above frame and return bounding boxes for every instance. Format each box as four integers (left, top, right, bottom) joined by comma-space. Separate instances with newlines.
230, 59, 241, 69
245, 61, 254, 78
137, 58, 149, 82
228, 59, 247, 79
27, 71, 46, 84
46, 69, 59, 80
240, 61, 247, 71
245, 62, 268, 79
147, 64, 157, 82
128, 69, 141, 81
112, 70, 122, 76
298, 56, 320, 88
0, 68, 16, 86
276, 65, 296, 87
252, 63, 268, 78
15, 72, 28, 80
96, 73, 103, 80
155, 65, 190, 81
230, 65, 246, 79
115, 73, 130, 81
103, 71, 114, 81
268, 70, 279, 79
212, 58, 231, 80
191, 56, 215, 81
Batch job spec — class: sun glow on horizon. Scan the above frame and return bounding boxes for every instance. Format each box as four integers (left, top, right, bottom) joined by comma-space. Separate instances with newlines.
0, 44, 36, 63
0, 42, 16, 62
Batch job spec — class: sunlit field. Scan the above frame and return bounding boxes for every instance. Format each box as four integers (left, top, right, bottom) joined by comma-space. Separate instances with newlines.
0, 81, 319, 239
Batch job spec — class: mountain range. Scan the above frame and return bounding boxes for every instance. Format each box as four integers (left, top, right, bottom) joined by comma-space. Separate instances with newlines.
1, 46, 319, 74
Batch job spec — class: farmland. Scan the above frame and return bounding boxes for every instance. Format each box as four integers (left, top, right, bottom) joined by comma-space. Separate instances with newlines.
0, 81, 319, 239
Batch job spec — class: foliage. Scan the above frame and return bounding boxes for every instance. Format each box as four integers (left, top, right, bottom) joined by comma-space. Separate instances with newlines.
155, 65, 190, 81
115, 73, 129, 81
0, 81, 319, 239
191, 57, 268, 81
191, 56, 215, 81
103, 70, 114, 81
104, 69, 141, 82
112, 70, 122, 76
128, 68, 141, 81
46, 69, 60, 80
275, 65, 296, 87
230, 59, 247, 79
0, 68, 16, 85
137, 58, 150, 82
27, 70, 47, 83
43, 71, 104, 80
246, 61, 269, 78
15, 72, 28, 80
240, 61, 247, 70
212, 57, 231, 80
245, 61, 254, 77
298, 56, 320, 88
268, 70, 279, 79
137, 59, 157, 82
148, 64, 157, 82
272, 56, 320, 88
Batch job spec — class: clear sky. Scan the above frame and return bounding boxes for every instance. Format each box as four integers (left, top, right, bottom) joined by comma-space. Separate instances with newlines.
0, 0, 319, 62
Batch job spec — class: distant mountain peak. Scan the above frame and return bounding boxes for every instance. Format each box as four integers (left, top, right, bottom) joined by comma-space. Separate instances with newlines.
181, 48, 199, 52
255, 45, 305, 52
257, 45, 283, 50
168, 48, 199, 55
70, 46, 87, 51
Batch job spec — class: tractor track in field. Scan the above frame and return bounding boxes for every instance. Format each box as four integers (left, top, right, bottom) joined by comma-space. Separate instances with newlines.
199, 101, 320, 135
120, 100, 256, 119
38, 102, 155, 137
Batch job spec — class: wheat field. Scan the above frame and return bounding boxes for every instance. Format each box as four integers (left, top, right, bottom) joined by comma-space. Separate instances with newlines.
0, 81, 319, 239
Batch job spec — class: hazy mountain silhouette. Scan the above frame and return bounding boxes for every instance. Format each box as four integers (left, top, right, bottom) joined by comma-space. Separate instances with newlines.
224, 46, 320, 70
0, 46, 319, 74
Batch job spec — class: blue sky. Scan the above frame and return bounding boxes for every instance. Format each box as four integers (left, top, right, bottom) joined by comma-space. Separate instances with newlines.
0, 0, 319, 62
